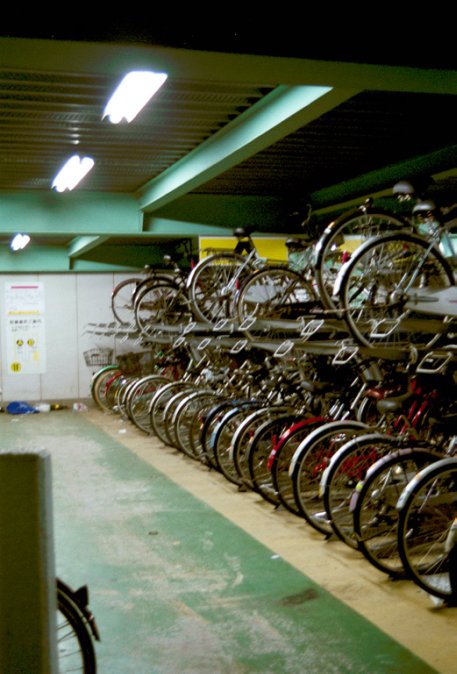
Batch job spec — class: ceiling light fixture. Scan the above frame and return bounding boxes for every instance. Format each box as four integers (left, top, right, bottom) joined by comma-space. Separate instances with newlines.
10, 234, 31, 251
52, 155, 95, 192
102, 71, 168, 124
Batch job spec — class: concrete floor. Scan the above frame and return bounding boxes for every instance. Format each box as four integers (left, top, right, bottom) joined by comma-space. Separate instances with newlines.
1, 405, 456, 673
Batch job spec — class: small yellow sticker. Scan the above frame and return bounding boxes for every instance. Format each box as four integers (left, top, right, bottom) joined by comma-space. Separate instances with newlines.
10, 362, 22, 372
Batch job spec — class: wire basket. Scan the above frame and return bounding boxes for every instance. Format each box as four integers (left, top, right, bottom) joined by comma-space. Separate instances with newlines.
83, 347, 114, 367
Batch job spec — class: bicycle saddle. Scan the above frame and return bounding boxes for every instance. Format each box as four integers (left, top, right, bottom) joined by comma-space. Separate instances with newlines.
285, 238, 311, 250
393, 180, 416, 196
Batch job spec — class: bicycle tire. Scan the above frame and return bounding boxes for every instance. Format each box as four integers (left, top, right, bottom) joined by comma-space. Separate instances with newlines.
231, 406, 287, 489
247, 413, 304, 506
149, 381, 194, 443
126, 374, 172, 433
396, 456, 457, 601
90, 365, 122, 411
321, 433, 405, 548
111, 277, 142, 325
290, 420, 371, 536
57, 582, 97, 673
171, 390, 219, 459
199, 399, 257, 469
335, 231, 455, 349
314, 206, 407, 309
186, 252, 256, 324
213, 407, 249, 486
235, 266, 318, 341
269, 417, 329, 515
134, 279, 190, 336
352, 447, 437, 578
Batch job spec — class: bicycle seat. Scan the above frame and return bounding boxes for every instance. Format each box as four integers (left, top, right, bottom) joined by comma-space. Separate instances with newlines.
234, 227, 254, 238
412, 199, 438, 215
376, 390, 414, 414
285, 238, 312, 250
393, 180, 416, 196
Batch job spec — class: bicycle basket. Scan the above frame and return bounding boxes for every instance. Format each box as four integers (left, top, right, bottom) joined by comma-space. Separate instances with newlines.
83, 347, 114, 367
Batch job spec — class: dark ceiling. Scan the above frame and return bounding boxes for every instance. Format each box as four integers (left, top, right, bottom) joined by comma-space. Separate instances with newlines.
1, 24, 457, 270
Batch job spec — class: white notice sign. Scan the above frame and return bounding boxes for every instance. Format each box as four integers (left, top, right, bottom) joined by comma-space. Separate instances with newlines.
5, 283, 46, 374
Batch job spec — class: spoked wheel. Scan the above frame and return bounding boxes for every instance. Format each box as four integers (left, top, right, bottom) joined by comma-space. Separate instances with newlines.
397, 457, 457, 602
290, 421, 371, 536
321, 433, 403, 548
336, 232, 454, 349
353, 448, 437, 578
187, 252, 255, 325
111, 277, 142, 326
134, 280, 191, 337
247, 413, 304, 506
314, 206, 407, 309
236, 266, 319, 341
57, 580, 99, 673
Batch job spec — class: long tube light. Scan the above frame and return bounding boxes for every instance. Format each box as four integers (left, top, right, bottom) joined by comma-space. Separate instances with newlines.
52, 155, 95, 192
102, 71, 168, 124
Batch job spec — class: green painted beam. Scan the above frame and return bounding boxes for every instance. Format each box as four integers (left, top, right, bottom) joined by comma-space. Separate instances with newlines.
310, 143, 457, 211
2, 37, 457, 94
150, 194, 291, 231
68, 236, 110, 258
138, 86, 358, 213
0, 192, 141, 235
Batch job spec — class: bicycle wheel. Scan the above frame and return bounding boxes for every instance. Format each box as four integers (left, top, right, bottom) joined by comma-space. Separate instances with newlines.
186, 252, 256, 324
111, 277, 142, 325
314, 206, 407, 309
57, 581, 97, 673
290, 420, 371, 536
322, 433, 405, 548
149, 381, 194, 443
134, 280, 190, 336
172, 390, 219, 459
213, 407, 249, 486
126, 374, 172, 433
231, 407, 286, 489
247, 413, 306, 506
90, 365, 122, 411
336, 231, 454, 349
269, 417, 332, 515
353, 447, 437, 578
236, 266, 318, 341
397, 457, 457, 601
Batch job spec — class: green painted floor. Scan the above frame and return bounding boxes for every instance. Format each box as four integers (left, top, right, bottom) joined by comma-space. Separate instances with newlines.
0, 410, 440, 673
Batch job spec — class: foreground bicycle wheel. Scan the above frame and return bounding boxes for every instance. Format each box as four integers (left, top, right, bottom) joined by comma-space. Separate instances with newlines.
397, 457, 457, 602
57, 580, 99, 673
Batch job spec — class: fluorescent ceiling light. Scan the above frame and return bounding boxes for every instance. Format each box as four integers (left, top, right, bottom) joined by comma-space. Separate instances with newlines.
52, 155, 95, 192
103, 71, 168, 124
11, 234, 30, 251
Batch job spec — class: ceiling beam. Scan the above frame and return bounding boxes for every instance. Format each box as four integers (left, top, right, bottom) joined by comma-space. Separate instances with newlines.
310, 143, 457, 211
138, 85, 359, 213
2, 38, 457, 94
68, 235, 110, 258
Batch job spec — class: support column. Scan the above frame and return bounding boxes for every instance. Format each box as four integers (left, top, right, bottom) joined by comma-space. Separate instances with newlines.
0, 450, 58, 673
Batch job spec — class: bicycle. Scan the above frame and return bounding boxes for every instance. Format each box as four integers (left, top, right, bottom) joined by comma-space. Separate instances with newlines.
334, 197, 457, 349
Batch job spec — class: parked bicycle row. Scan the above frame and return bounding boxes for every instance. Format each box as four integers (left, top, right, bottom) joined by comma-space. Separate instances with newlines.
109, 178, 457, 353
91, 334, 457, 607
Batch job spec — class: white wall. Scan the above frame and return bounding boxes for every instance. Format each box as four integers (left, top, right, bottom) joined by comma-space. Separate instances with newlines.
0, 272, 143, 403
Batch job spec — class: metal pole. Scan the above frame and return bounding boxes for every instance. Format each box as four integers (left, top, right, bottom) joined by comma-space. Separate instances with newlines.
0, 450, 58, 673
